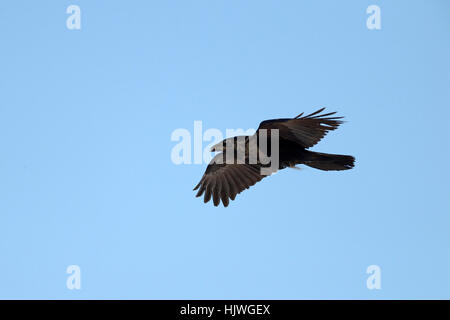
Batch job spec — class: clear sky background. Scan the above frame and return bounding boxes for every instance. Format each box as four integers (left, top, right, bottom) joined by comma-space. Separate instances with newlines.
1, 0, 449, 299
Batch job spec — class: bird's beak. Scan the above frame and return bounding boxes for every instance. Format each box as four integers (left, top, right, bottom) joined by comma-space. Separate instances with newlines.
210, 147, 215, 152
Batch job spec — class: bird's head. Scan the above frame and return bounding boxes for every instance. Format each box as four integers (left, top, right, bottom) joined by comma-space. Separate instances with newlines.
210, 136, 248, 152
210, 139, 227, 152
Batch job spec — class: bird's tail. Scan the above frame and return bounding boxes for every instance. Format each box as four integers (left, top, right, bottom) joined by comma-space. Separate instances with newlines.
302, 151, 355, 171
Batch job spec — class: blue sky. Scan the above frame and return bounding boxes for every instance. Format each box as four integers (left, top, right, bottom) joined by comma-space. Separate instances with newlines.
1, 0, 449, 299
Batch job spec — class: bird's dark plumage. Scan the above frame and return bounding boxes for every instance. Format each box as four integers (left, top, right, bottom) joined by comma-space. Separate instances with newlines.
193, 108, 355, 207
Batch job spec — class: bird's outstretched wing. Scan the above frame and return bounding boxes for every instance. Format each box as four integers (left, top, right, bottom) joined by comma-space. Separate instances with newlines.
257, 108, 343, 148
193, 154, 266, 207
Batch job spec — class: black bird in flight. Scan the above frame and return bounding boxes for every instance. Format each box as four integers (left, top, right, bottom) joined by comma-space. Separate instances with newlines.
193, 108, 355, 207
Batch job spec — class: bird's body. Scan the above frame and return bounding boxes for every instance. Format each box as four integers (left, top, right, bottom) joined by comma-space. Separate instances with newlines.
194, 108, 355, 207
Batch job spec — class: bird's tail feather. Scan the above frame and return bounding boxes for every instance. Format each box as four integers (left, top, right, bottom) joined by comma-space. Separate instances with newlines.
303, 151, 355, 171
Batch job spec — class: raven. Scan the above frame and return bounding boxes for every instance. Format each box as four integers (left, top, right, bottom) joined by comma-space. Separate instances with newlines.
193, 108, 355, 207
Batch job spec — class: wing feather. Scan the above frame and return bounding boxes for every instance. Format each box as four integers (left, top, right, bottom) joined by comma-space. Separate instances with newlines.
257, 108, 344, 148
193, 154, 266, 207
